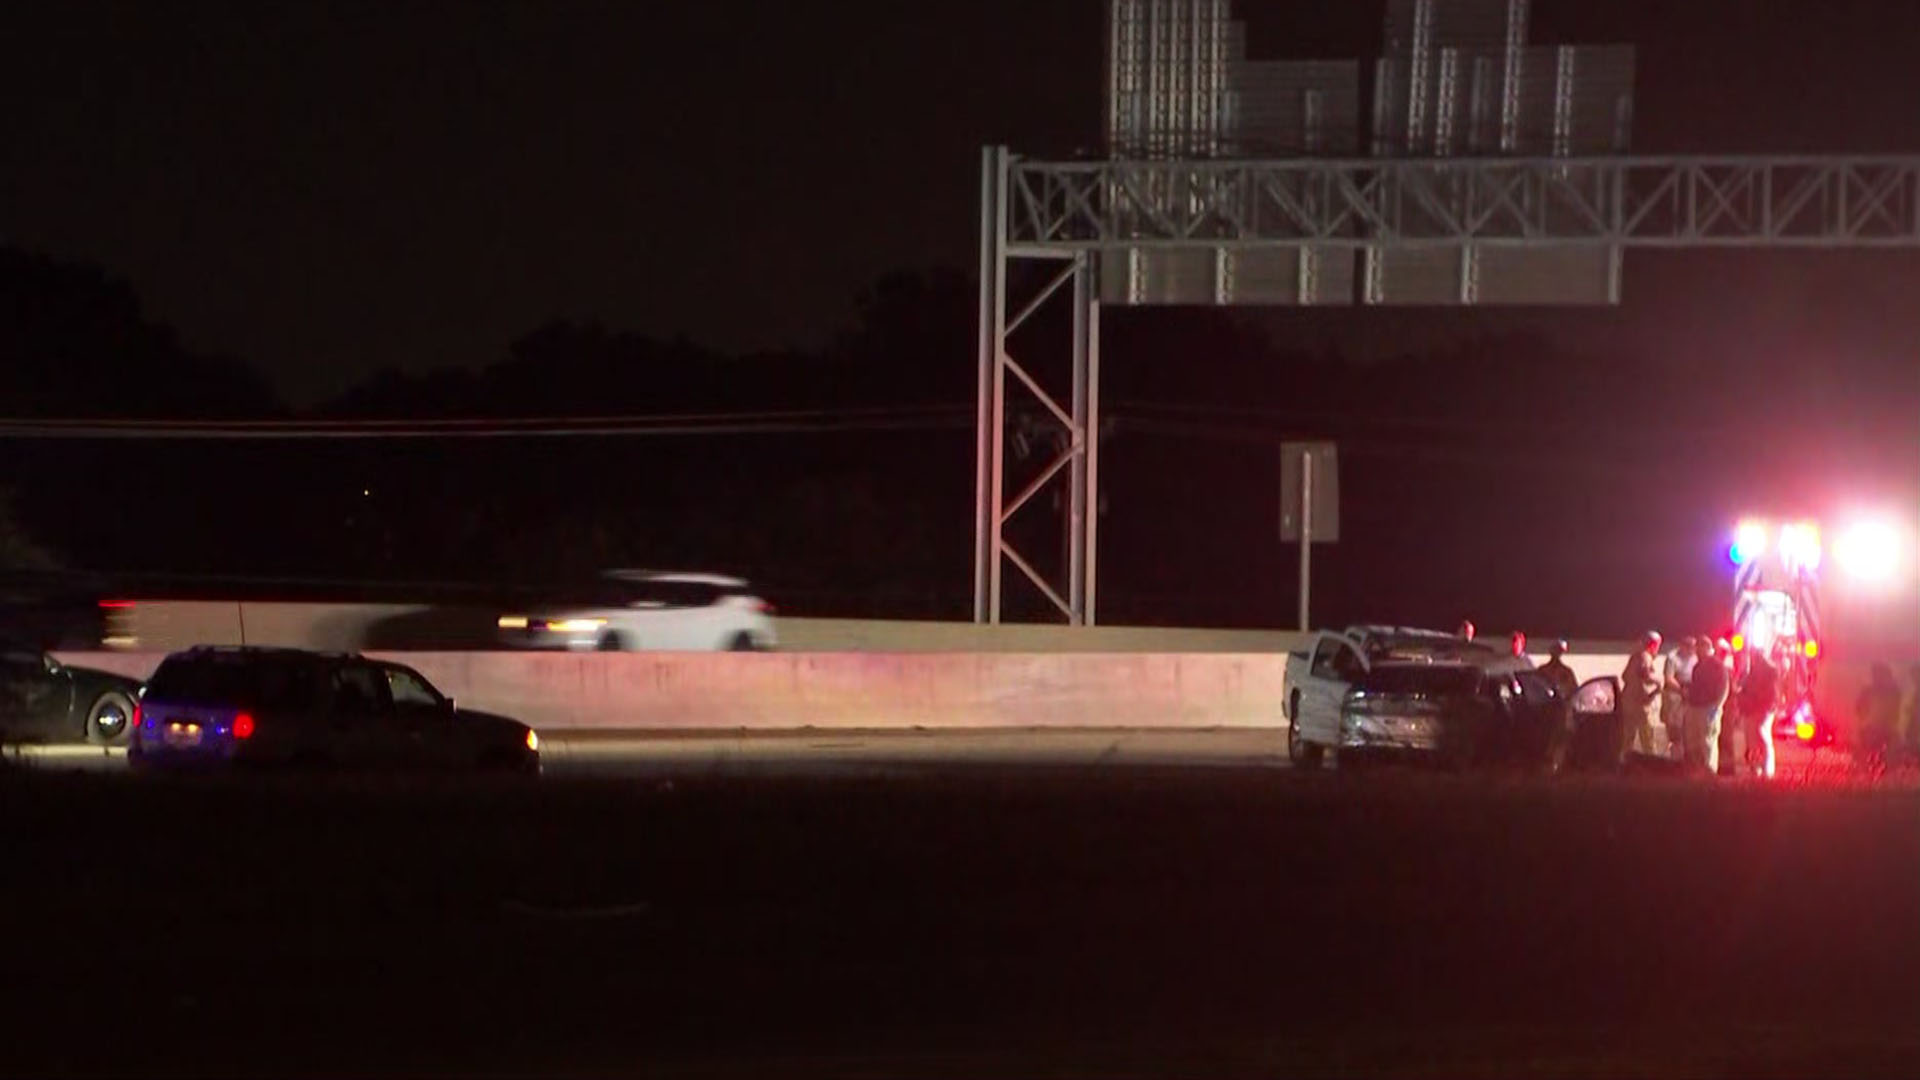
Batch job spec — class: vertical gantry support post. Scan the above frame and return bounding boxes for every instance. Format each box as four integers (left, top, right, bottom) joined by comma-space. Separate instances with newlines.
1068, 257, 1091, 622
1084, 280, 1102, 627
975, 146, 1009, 624
974, 147, 1103, 626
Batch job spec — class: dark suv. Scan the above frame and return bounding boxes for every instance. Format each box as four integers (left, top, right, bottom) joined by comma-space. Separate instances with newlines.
130, 647, 539, 774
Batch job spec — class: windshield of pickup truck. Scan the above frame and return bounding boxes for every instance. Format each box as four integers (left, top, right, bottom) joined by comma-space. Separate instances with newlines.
1367, 638, 1499, 663
1356, 664, 1483, 696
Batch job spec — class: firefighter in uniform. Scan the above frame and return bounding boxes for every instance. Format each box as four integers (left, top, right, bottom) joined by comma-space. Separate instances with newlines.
1619, 631, 1663, 762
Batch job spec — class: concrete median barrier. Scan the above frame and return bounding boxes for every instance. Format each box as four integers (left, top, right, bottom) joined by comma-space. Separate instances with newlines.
59, 644, 1893, 737
55, 650, 1294, 732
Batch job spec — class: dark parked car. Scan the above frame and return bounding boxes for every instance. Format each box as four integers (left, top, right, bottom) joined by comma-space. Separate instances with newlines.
1338, 658, 1570, 772
0, 639, 143, 745
130, 646, 539, 774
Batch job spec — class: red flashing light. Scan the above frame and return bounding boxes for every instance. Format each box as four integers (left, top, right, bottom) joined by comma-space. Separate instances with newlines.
131, 702, 142, 729
233, 713, 256, 740
1803, 640, 1820, 660
99, 600, 135, 610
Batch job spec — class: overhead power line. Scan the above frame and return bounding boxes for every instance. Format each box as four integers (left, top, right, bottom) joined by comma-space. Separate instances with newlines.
0, 406, 974, 440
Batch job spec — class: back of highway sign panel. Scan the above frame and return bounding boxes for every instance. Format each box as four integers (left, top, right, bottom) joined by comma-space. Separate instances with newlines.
1280, 442, 1340, 543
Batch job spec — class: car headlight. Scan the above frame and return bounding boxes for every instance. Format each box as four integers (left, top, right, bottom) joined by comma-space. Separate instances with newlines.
498, 615, 529, 629
1341, 713, 1392, 739
546, 618, 607, 633
525, 729, 540, 752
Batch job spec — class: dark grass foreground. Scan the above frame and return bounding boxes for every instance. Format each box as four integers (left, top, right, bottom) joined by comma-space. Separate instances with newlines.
3, 766, 1917, 1078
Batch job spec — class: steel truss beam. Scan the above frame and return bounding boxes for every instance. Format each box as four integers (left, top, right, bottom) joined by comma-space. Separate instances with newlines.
1006, 154, 1920, 249
977, 147, 1099, 624
975, 146, 1920, 625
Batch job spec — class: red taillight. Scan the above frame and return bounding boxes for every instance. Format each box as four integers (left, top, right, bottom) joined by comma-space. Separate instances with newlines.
131, 702, 142, 729
755, 599, 776, 615
99, 600, 134, 610
1803, 640, 1819, 660
233, 713, 255, 740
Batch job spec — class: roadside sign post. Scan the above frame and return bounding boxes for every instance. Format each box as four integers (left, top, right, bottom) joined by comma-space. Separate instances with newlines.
1298, 449, 1312, 632
1280, 442, 1339, 633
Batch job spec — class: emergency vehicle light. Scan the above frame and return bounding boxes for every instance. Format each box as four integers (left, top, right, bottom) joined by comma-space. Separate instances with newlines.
1803, 639, 1819, 660
1779, 523, 1822, 571
1730, 520, 1768, 566
1791, 701, 1819, 742
1730, 633, 1745, 652
1834, 519, 1903, 584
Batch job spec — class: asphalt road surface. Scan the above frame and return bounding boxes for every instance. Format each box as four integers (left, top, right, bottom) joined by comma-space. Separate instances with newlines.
4, 744, 1917, 1077
4, 726, 1858, 782
6, 728, 1295, 776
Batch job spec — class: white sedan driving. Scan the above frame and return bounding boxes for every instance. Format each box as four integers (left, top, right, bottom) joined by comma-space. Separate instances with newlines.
497, 571, 777, 652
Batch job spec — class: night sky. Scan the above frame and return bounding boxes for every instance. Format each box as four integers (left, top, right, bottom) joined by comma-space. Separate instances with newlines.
4, 0, 1920, 400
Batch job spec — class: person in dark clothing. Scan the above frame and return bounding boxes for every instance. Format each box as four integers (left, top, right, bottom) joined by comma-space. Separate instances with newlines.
1684, 642, 1730, 775
1539, 639, 1579, 702
1735, 649, 1780, 778
1855, 663, 1903, 767
1905, 664, 1920, 764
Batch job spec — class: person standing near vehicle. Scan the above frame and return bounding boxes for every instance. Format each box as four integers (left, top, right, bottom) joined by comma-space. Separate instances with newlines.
1735, 646, 1780, 778
1620, 631, 1663, 762
1684, 637, 1731, 775
1540, 639, 1579, 701
1854, 663, 1903, 768
1662, 637, 1697, 759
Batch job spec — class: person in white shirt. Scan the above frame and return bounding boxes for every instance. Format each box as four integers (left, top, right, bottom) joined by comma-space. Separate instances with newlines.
1661, 637, 1697, 758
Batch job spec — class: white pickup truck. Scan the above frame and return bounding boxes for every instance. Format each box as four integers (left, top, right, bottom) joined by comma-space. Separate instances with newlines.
1283, 626, 1500, 766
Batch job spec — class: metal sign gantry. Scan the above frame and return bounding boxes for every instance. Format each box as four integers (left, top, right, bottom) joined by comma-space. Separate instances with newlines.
974, 146, 1920, 625
1009, 154, 1920, 250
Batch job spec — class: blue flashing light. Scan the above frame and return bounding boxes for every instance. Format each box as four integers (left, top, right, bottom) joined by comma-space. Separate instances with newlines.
1731, 521, 1769, 567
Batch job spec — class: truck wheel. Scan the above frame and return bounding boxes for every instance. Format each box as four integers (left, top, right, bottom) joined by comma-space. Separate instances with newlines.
1287, 693, 1323, 768
85, 691, 136, 745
